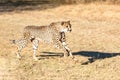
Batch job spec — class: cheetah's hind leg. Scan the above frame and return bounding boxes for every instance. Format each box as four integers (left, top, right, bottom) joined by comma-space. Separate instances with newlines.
32, 39, 39, 60
12, 38, 28, 59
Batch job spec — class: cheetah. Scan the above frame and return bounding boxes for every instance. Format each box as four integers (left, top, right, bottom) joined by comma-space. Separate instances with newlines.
12, 21, 73, 60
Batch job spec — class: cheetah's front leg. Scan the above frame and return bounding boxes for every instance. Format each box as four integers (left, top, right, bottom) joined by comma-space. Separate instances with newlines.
59, 32, 73, 58
62, 42, 73, 58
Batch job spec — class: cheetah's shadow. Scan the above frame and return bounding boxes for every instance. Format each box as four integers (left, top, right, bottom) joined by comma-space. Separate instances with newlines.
40, 51, 120, 64
73, 51, 120, 65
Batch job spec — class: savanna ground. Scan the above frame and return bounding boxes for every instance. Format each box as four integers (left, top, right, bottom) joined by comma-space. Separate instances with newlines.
0, 3, 120, 80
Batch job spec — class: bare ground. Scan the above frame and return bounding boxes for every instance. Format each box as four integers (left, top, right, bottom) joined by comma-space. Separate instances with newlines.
0, 3, 120, 80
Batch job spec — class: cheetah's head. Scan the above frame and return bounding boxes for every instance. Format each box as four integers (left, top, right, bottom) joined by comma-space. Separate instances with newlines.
60, 21, 72, 33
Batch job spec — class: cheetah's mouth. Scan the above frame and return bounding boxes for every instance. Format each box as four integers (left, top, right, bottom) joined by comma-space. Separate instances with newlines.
68, 29, 72, 32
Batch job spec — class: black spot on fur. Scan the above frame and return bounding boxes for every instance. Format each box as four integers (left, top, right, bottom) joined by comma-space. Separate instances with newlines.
30, 38, 35, 42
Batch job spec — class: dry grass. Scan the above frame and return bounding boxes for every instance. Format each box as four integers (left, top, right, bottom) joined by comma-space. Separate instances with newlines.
0, 3, 120, 80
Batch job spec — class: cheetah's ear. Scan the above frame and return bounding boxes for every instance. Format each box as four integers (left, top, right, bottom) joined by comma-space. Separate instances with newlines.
67, 20, 70, 23
50, 22, 54, 26
61, 21, 65, 25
